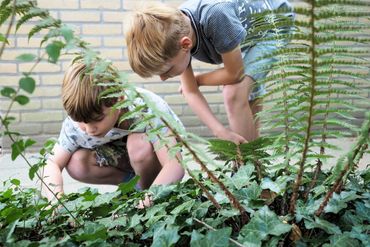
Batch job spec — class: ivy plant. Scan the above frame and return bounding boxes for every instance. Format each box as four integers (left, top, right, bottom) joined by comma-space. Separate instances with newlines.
0, 0, 369, 246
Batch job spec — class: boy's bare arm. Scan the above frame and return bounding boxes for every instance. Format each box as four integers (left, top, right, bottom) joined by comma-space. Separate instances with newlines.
150, 136, 184, 186
196, 45, 245, 86
181, 65, 246, 144
43, 145, 72, 202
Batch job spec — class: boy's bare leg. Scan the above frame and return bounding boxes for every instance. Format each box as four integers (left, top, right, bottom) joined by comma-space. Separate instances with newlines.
127, 133, 162, 189
65, 149, 127, 185
250, 98, 263, 137
223, 75, 258, 141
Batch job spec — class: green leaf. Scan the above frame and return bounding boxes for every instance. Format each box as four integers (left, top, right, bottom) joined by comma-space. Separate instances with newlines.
325, 191, 360, 214
16, 53, 36, 62
11, 140, 24, 160
1, 87, 16, 97
60, 25, 74, 42
305, 217, 342, 235
152, 225, 180, 247
322, 232, 360, 247
170, 200, 195, 215
0, 33, 9, 44
46, 41, 64, 63
240, 206, 292, 241
117, 175, 140, 194
229, 164, 255, 189
19, 76, 36, 94
29, 164, 39, 180
10, 179, 20, 186
75, 222, 108, 241
14, 95, 29, 105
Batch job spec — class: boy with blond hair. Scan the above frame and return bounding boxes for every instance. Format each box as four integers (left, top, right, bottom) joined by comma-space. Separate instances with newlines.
126, 0, 294, 144
43, 61, 184, 205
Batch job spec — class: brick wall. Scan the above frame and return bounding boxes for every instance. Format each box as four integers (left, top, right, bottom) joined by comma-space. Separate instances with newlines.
0, 0, 369, 151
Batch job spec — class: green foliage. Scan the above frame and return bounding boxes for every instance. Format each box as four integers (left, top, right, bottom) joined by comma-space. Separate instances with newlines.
1, 0, 369, 246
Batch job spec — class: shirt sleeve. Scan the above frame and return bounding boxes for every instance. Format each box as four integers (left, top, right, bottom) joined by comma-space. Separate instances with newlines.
205, 2, 246, 54
57, 118, 79, 153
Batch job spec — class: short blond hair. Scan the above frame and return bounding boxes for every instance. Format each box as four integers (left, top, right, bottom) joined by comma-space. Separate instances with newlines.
125, 3, 190, 78
62, 62, 117, 123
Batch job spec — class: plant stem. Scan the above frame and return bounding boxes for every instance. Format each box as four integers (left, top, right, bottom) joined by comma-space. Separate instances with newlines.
193, 218, 246, 247
289, 0, 317, 215
160, 117, 250, 225
0, 0, 16, 59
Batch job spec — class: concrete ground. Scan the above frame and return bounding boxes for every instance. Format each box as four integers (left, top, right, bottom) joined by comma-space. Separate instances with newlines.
0, 138, 368, 194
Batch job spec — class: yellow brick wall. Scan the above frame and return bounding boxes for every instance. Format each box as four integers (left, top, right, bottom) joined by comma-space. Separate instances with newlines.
0, 0, 369, 151
0, 0, 225, 151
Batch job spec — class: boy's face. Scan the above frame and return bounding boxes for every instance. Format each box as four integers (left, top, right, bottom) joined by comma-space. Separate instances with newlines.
77, 106, 120, 137
158, 48, 191, 81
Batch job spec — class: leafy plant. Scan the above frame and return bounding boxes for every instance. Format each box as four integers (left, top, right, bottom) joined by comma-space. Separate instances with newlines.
1, 0, 369, 246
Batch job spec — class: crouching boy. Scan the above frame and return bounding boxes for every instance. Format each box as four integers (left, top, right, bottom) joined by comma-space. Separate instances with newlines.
43, 61, 185, 206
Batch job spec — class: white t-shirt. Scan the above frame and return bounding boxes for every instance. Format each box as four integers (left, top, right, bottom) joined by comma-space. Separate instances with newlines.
57, 87, 182, 153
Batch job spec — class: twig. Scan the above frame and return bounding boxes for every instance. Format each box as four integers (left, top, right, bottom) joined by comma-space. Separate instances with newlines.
193, 218, 246, 247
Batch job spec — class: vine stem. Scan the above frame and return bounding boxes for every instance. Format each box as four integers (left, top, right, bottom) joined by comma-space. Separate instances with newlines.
159, 116, 249, 225
193, 218, 246, 247
3, 126, 82, 226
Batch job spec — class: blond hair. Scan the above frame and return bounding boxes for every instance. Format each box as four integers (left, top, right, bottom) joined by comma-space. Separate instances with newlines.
125, 3, 190, 78
62, 62, 117, 123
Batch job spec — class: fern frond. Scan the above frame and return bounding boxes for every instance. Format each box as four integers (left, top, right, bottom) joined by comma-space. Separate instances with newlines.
28, 17, 61, 40
16, 7, 49, 31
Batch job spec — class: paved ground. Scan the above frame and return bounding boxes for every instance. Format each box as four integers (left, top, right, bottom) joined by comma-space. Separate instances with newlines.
0, 138, 368, 194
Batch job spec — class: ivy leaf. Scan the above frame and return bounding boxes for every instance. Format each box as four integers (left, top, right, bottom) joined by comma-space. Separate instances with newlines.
19, 76, 36, 94
75, 222, 108, 241
152, 225, 180, 247
117, 175, 140, 194
322, 232, 360, 247
170, 200, 195, 215
46, 41, 64, 63
240, 206, 292, 241
1, 87, 16, 98
305, 216, 342, 235
229, 164, 255, 189
14, 95, 29, 105
190, 227, 232, 247
16, 53, 36, 62
325, 191, 360, 214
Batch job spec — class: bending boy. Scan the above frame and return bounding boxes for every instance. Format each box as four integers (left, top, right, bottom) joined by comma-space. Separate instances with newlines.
126, 0, 294, 143
43, 62, 185, 204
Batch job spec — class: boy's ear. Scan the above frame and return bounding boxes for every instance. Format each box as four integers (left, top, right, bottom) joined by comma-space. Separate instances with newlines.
180, 36, 192, 50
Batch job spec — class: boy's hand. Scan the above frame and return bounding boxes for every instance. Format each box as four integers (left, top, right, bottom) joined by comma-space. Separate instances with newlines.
137, 193, 153, 209
215, 129, 247, 144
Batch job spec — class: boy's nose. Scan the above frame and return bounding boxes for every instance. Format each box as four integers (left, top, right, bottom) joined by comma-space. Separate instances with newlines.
85, 125, 97, 135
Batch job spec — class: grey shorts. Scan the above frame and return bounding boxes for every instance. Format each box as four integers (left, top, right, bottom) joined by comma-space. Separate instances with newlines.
242, 3, 295, 101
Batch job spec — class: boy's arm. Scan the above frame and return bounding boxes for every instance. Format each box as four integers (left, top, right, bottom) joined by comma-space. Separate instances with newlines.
43, 145, 72, 202
196, 45, 245, 86
181, 65, 246, 144
150, 136, 184, 186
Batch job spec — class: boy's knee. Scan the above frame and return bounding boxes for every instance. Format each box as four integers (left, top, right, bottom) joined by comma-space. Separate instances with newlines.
127, 140, 154, 170
66, 149, 94, 181
223, 76, 254, 111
